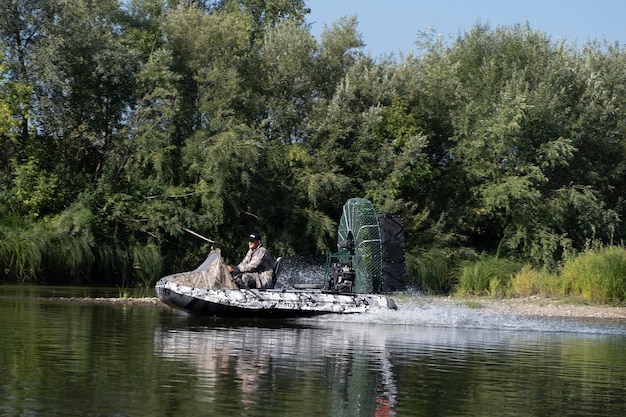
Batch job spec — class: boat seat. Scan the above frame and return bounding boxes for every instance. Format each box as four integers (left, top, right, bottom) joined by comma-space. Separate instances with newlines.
271, 257, 283, 288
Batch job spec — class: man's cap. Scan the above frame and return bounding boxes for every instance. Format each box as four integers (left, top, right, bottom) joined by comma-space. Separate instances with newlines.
248, 232, 261, 241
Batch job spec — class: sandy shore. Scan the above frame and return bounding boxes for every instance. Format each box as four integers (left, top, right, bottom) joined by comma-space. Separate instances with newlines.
395, 295, 626, 320
67, 295, 626, 320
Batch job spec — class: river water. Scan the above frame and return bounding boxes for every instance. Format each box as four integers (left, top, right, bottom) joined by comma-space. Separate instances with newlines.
1, 284, 625, 417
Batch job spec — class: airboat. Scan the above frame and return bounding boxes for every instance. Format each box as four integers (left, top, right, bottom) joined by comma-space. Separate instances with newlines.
155, 198, 407, 318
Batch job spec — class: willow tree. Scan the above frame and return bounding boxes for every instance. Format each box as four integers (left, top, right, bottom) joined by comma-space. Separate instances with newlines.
409, 23, 621, 266
570, 42, 626, 232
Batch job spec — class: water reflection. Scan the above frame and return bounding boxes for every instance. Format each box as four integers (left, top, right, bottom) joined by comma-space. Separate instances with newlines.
154, 319, 402, 416
154, 315, 626, 417
2, 285, 626, 417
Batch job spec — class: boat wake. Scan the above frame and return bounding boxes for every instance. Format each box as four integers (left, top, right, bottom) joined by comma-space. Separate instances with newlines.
302, 297, 626, 335
273, 261, 626, 335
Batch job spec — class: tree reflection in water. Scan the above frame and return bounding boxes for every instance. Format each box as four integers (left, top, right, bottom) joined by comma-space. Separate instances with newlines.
153, 321, 398, 416
153, 313, 626, 416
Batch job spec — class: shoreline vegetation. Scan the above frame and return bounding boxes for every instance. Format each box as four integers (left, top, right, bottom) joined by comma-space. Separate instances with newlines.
411, 246, 626, 306
50, 294, 626, 320
25, 244, 626, 320
3, 2, 626, 301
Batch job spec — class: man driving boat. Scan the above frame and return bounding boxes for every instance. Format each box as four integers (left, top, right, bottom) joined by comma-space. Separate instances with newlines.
227, 232, 274, 289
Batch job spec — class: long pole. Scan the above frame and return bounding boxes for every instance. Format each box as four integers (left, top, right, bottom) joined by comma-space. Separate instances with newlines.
183, 228, 216, 243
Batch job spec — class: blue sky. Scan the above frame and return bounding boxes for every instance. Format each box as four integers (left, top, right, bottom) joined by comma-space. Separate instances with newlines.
306, 0, 625, 57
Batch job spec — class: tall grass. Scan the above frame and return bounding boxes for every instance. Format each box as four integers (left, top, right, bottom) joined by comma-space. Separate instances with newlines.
406, 247, 458, 294
0, 228, 47, 281
455, 255, 522, 296
410, 244, 626, 304
44, 203, 96, 279
406, 247, 481, 294
94, 241, 163, 288
0, 205, 164, 287
509, 264, 560, 297
0, 223, 98, 283
44, 232, 96, 280
95, 241, 130, 285
131, 243, 163, 288
560, 246, 626, 304
406, 248, 453, 294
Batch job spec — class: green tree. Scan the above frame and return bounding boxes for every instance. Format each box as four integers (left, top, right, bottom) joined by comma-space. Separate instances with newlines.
409, 23, 621, 265
569, 42, 626, 230
0, 0, 45, 148
0, 0, 141, 216
215, 0, 309, 41
257, 20, 318, 142
0, 58, 31, 183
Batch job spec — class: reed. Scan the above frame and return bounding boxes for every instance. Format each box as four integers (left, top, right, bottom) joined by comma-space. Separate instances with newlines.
95, 241, 131, 285
131, 243, 163, 287
0, 232, 44, 281
94, 241, 164, 288
0, 224, 98, 282
560, 246, 626, 304
44, 232, 96, 280
455, 255, 522, 296
0, 204, 101, 282
44, 203, 96, 279
406, 247, 457, 294
0, 198, 163, 284
509, 264, 559, 297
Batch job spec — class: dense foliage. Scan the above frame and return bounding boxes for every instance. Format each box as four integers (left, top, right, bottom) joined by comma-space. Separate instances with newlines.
1, 1, 626, 292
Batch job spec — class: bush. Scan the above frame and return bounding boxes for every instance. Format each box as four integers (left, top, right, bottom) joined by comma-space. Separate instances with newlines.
131, 243, 163, 287
406, 247, 479, 294
455, 255, 522, 296
560, 246, 626, 304
0, 224, 47, 282
509, 264, 559, 297
0, 202, 163, 286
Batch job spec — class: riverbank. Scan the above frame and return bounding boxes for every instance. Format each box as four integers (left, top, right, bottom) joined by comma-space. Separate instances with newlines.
395, 295, 626, 320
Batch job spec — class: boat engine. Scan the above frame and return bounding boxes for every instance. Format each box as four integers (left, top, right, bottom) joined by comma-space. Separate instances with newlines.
325, 239, 356, 293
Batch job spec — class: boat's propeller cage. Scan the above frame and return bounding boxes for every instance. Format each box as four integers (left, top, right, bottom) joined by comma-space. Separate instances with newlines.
324, 198, 408, 294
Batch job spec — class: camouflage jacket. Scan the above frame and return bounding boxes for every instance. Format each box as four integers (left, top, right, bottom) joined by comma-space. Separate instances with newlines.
234, 245, 274, 283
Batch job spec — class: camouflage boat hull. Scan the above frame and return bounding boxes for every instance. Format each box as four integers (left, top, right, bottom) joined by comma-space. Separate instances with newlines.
155, 279, 397, 318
